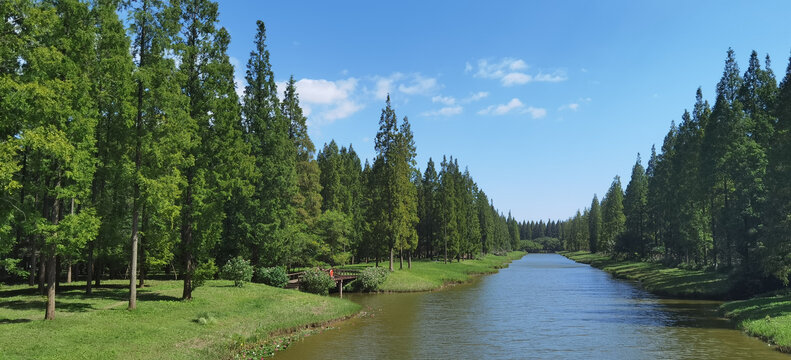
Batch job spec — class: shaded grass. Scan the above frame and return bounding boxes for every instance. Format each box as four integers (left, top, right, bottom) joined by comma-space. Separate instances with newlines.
0, 280, 360, 359
720, 290, 791, 351
560, 251, 736, 299
349, 251, 526, 292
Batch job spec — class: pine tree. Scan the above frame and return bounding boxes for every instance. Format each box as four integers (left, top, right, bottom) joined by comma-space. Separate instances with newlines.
588, 195, 602, 253
601, 176, 625, 253
621, 154, 648, 257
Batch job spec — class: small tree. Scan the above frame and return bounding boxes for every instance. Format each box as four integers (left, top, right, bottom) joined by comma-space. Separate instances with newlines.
220, 257, 253, 287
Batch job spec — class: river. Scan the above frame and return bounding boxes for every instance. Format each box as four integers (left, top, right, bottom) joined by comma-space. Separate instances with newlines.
276, 253, 786, 359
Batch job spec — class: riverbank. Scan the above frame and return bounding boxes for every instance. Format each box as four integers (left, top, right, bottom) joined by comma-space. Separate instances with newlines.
0, 280, 360, 359
559, 251, 735, 299
720, 291, 791, 352
560, 251, 791, 354
361, 251, 526, 292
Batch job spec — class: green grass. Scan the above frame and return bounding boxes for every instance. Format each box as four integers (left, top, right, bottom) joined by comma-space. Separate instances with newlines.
721, 291, 791, 351
352, 251, 526, 292
560, 251, 736, 299
0, 280, 360, 359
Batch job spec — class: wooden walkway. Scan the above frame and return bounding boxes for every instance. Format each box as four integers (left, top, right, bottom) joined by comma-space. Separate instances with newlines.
286, 268, 360, 297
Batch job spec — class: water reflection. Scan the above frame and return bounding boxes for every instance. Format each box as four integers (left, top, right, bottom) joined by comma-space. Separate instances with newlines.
277, 254, 786, 359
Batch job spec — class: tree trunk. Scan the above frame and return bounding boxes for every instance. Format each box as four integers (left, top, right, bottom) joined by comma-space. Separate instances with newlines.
399, 248, 403, 270
389, 247, 394, 272
28, 249, 36, 287
95, 260, 102, 287
66, 261, 72, 283
408, 250, 412, 269
38, 252, 45, 295
86, 240, 94, 295
45, 248, 57, 320
129, 197, 139, 309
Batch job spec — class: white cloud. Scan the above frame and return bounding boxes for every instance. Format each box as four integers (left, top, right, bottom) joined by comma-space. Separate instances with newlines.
229, 56, 245, 99
422, 106, 463, 117
470, 57, 567, 86
277, 77, 363, 125
463, 91, 489, 102
478, 98, 524, 115
524, 106, 547, 119
559, 103, 579, 111
373, 73, 404, 100
534, 71, 567, 83
398, 74, 440, 95
432, 95, 456, 106
502, 72, 533, 86
478, 98, 546, 118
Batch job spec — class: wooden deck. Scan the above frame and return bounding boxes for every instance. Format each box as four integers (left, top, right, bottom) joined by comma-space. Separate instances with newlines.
286, 268, 360, 297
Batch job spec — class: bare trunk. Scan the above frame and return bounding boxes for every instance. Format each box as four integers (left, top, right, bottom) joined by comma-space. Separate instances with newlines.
389, 247, 394, 272
28, 249, 36, 287
38, 252, 45, 295
45, 248, 56, 320
408, 250, 412, 269
399, 248, 403, 270
86, 240, 93, 294
66, 261, 72, 283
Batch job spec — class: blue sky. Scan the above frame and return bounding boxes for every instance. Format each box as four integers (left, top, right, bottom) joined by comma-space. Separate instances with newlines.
214, 0, 791, 222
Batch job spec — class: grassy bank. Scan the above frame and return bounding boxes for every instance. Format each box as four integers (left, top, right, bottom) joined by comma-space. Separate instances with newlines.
721, 291, 791, 351
364, 251, 525, 292
560, 251, 735, 299
0, 280, 360, 359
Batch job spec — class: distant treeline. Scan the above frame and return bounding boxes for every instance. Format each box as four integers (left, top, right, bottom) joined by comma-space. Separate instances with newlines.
555, 49, 791, 292
0, 0, 520, 319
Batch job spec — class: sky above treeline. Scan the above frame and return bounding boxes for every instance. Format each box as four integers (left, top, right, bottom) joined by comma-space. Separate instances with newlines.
212, 0, 791, 222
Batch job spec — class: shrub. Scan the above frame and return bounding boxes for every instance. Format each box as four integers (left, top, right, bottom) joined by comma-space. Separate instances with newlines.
192, 259, 218, 288
299, 268, 335, 295
195, 312, 217, 325
220, 257, 254, 287
255, 266, 289, 288
358, 266, 389, 292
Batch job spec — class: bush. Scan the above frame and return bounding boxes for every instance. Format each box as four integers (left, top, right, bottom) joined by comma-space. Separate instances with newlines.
299, 268, 335, 295
358, 266, 389, 292
220, 257, 254, 287
192, 260, 218, 288
255, 266, 288, 288
195, 312, 217, 325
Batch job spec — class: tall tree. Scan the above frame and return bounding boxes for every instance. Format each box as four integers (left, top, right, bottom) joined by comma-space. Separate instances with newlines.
621, 154, 648, 257
588, 195, 602, 253
600, 176, 625, 253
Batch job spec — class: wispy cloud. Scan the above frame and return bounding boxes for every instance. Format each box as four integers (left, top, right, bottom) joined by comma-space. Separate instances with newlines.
277, 77, 363, 125
422, 106, 463, 117
398, 74, 441, 95
432, 95, 456, 105
463, 91, 489, 102
478, 98, 546, 118
524, 106, 547, 119
469, 57, 567, 86
478, 98, 525, 115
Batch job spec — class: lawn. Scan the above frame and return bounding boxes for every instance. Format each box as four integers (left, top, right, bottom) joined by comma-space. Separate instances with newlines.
560, 251, 735, 299
721, 290, 791, 351
349, 251, 526, 292
0, 280, 360, 359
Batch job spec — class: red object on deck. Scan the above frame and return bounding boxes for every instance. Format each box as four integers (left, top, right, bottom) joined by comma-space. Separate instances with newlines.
329, 269, 334, 278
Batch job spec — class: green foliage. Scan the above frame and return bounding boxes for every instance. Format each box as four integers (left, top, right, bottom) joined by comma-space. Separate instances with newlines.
299, 268, 335, 295
220, 257, 254, 287
519, 239, 543, 252
195, 311, 217, 325
357, 266, 389, 292
255, 266, 288, 288
192, 260, 218, 289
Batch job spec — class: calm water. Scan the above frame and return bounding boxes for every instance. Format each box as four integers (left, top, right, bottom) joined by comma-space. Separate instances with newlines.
277, 254, 786, 359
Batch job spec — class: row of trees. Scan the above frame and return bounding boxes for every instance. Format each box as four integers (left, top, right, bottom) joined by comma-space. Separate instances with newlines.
556, 49, 791, 290
0, 0, 519, 319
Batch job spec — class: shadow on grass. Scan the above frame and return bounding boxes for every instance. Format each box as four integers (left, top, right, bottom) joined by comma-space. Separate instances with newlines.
0, 318, 33, 324
721, 295, 791, 321
0, 299, 94, 313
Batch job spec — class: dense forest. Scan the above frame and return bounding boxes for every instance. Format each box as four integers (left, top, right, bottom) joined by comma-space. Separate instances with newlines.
554, 48, 791, 294
0, 0, 521, 319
